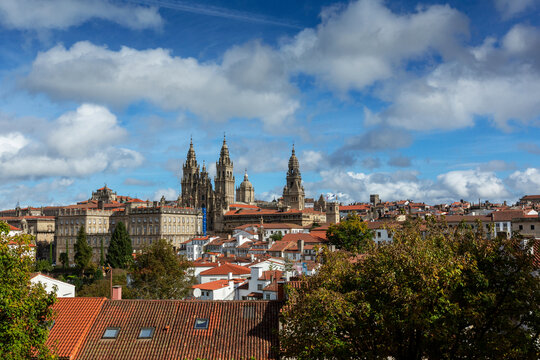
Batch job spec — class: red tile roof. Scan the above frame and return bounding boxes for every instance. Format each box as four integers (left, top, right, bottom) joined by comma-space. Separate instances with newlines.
47, 297, 106, 359
259, 270, 283, 281
199, 263, 251, 276
76, 300, 280, 360
192, 279, 245, 291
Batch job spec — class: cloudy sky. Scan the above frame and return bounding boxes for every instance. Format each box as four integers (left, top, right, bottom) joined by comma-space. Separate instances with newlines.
0, 0, 539, 208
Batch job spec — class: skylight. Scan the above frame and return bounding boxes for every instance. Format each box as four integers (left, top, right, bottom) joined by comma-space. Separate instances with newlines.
102, 327, 120, 339
194, 318, 209, 329
138, 327, 155, 339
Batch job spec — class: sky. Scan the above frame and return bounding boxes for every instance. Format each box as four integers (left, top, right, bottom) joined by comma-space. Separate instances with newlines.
0, 0, 539, 209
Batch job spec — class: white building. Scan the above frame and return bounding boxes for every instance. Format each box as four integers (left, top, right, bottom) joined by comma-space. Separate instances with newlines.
192, 274, 247, 300
30, 273, 75, 297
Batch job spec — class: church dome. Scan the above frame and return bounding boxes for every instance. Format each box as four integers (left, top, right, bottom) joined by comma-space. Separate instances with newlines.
239, 170, 254, 190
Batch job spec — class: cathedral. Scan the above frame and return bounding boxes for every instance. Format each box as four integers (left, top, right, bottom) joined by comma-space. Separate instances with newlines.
179, 137, 307, 232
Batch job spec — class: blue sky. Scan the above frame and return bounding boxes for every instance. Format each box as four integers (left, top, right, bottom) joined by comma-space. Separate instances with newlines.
0, 0, 539, 209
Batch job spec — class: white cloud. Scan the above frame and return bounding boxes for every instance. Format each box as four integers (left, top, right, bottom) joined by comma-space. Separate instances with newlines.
0, 132, 29, 157
0, 104, 143, 180
0, 0, 162, 30
48, 104, 126, 158
23, 41, 299, 127
437, 170, 510, 200
281, 0, 468, 92
507, 168, 540, 194
152, 188, 178, 201
0, 178, 74, 210
373, 24, 540, 131
494, 0, 537, 19
312, 168, 517, 205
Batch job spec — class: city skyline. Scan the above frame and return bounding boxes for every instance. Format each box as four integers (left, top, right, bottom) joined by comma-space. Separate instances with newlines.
0, 0, 539, 210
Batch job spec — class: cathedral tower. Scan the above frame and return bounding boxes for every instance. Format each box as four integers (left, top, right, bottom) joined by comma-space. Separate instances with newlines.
282, 145, 305, 210
180, 138, 200, 208
214, 136, 235, 207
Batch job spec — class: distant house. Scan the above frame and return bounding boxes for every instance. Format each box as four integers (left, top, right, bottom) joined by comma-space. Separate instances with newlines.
31, 273, 75, 297
199, 262, 251, 284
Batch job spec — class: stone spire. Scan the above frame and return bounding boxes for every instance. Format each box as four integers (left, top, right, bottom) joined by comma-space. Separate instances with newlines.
282, 144, 305, 210
218, 134, 231, 166
244, 169, 249, 181
287, 144, 301, 177
186, 137, 198, 167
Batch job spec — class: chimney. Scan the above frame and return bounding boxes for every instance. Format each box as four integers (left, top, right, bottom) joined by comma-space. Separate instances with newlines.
250, 253, 255, 262
228, 272, 234, 288
251, 266, 263, 281
211, 255, 216, 263
297, 239, 304, 255
112, 285, 122, 300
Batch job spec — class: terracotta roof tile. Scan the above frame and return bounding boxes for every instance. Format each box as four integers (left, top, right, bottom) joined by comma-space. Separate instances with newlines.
47, 297, 106, 359
76, 300, 280, 360
199, 263, 251, 276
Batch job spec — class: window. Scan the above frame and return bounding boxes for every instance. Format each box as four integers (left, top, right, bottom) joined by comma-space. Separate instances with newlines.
102, 327, 120, 339
194, 318, 209, 329
138, 327, 154, 339
257, 284, 263, 291
519, 225, 523, 230
532, 225, 536, 230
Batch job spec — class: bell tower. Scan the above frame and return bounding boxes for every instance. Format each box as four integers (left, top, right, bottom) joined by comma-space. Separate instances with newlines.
181, 137, 200, 208
214, 135, 235, 207
282, 145, 305, 210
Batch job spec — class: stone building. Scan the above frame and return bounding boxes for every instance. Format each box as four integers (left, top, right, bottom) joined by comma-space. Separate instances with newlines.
282, 146, 305, 210
179, 137, 242, 231
55, 200, 202, 264
236, 170, 255, 205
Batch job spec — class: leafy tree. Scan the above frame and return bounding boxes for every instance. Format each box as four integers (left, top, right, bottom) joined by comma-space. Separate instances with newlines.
0, 232, 56, 359
35, 259, 53, 273
65, 238, 69, 268
106, 221, 132, 269
326, 213, 373, 253
130, 239, 194, 299
74, 226, 92, 274
59, 252, 68, 269
78, 269, 134, 298
100, 238, 105, 266
0, 221, 9, 235
281, 218, 540, 359
269, 231, 283, 242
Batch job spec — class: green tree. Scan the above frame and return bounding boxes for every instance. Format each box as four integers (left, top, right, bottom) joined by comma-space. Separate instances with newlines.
59, 252, 68, 269
269, 231, 283, 242
0, 232, 56, 359
281, 218, 540, 359
326, 213, 373, 253
130, 239, 194, 299
35, 259, 53, 273
65, 238, 69, 268
100, 238, 105, 266
106, 221, 132, 269
0, 221, 9, 235
74, 226, 92, 274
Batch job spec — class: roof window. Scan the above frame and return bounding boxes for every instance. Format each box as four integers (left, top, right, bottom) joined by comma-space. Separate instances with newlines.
138, 327, 155, 339
194, 318, 209, 330
102, 327, 120, 339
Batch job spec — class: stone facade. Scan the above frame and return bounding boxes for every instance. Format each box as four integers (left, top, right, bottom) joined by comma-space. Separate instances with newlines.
282, 146, 305, 210
55, 203, 202, 264
179, 137, 240, 231
236, 170, 255, 205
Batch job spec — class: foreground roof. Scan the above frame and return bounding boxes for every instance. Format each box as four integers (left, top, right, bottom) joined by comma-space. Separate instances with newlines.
47, 297, 106, 360
76, 300, 281, 360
